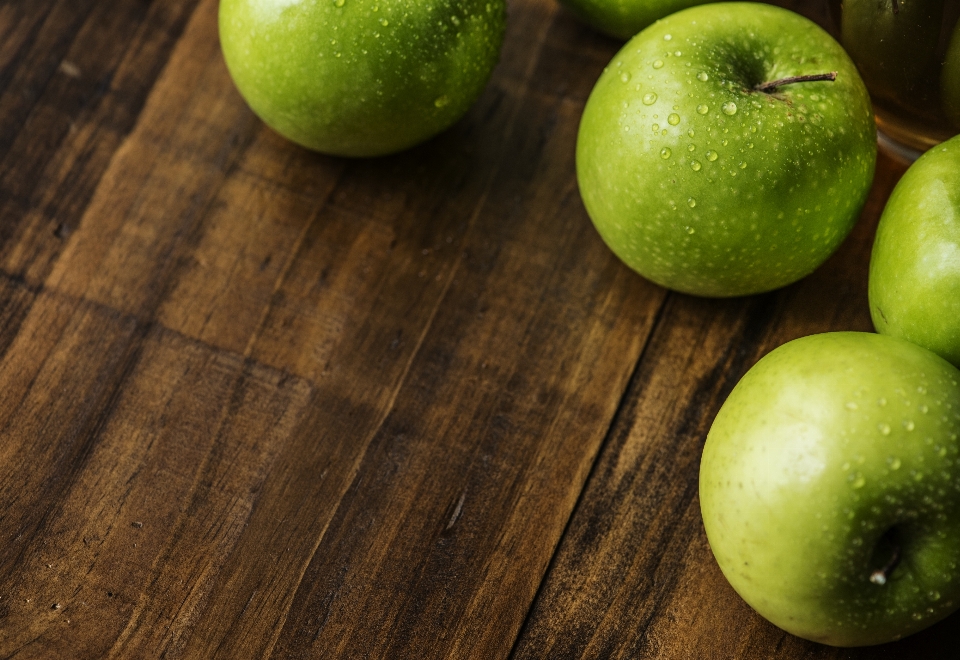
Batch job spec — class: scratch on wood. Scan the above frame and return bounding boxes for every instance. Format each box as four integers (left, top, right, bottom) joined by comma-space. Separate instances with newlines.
59, 60, 82, 79
240, 589, 258, 617
446, 491, 466, 531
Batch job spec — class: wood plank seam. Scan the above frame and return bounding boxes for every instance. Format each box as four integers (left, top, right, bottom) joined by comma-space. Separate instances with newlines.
507, 290, 672, 659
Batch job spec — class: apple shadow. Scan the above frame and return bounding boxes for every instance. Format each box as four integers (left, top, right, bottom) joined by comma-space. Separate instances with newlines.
838, 607, 960, 659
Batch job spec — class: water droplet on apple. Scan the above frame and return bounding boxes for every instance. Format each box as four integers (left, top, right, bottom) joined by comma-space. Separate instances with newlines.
687, 144, 695, 151
920, 405, 929, 413
334, 0, 345, 6
888, 457, 902, 470
697, 71, 709, 82
434, 95, 450, 108
690, 160, 702, 171
668, 113, 680, 126
660, 147, 671, 159
380, 17, 389, 26
739, 161, 747, 169
846, 402, 858, 410
706, 150, 718, 162
904, 420, 915, 431
673, 51, 682, 57
930, 591, 941, 601
653, 60, 664, 69
663, 33, 672, 40
687, 197, 696, 208
687, 129, 695, 137
913, 612, 924, 620
878, 423, 891, 435
722, 101, 737, 115
642, 93, 657, 105
620, 72, 631, 83
696, 104, 709, 115
652, 123, 660, 131
851, 474, 865, 489
686, 226, 695, 234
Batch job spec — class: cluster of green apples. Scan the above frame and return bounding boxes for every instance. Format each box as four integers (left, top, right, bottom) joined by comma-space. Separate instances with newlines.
217, 0, 960, 649
570, 0, 960, 647
564, 0, 960, 647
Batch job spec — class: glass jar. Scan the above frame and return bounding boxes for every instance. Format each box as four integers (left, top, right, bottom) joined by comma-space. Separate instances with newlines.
832, 0, 960, 158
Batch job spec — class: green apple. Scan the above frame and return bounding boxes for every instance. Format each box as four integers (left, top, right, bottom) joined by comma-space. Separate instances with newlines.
943, 20, 960, 128
557, 0, 709, 41
219, 0, 506, 157
869, 135, 960, 368
701, 332, 960, 647
576, 3, 876, 297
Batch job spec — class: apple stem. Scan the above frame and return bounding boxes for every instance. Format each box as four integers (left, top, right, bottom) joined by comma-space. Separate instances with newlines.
870, 546, 901, 585
754, 72, 838, 94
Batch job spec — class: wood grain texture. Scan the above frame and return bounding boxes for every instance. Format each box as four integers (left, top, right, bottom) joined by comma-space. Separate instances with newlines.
0, 0, 956, 658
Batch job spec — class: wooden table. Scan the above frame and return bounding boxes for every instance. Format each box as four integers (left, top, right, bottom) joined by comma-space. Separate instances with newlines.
1, 0, 957, 657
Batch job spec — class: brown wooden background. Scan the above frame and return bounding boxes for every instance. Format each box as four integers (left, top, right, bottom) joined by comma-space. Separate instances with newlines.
1, 0, 958, 657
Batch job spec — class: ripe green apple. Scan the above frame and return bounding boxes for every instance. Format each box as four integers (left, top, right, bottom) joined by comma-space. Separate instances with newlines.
219, 0, 506, 157
869, 134, 960, 368
557, 0, 708, 41
943, 20, 960, 128
700, 332, 960, 647
576, 3, 876, 297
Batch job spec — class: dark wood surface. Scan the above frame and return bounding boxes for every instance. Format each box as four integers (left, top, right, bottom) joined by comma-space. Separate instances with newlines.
1, 0, 957, 657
